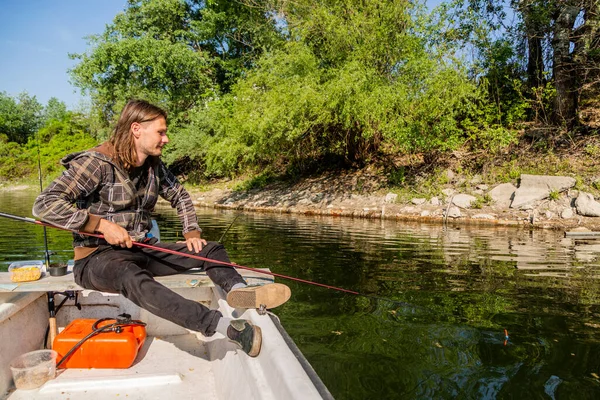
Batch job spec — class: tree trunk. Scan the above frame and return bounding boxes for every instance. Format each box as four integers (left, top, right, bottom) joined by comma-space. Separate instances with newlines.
522, 5, 545, 88
527, 35, 544, 88
552, 4, 581, 126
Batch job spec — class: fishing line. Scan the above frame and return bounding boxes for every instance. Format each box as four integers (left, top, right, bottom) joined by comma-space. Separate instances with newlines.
0, 211, 420, 309
218, 214, 240, 243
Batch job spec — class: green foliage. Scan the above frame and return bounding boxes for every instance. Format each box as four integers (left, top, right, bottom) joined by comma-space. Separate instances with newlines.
0, 91, 43, 143
66, 0, 548, 181
194, 0, 284, 90
548, 190, 560, 201
529, 83, 556, 124
585, 144, 600, 157
471, 193, 492, 209
43, 98, 68, 123
69, 0, 284, 129
70, 0, 214, 125
234, 171, 276, 191
0, 113, 97, 182
388, 167, 407, 187
168, 0, 495, 177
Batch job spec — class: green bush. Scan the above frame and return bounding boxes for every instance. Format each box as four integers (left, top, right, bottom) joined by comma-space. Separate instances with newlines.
0, 115, 97, 182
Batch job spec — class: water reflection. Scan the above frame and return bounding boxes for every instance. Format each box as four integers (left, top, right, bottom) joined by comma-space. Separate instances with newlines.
2, 190, 600, 398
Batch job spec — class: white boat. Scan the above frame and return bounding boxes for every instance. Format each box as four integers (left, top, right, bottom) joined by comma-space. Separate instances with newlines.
0, 265, 333, 399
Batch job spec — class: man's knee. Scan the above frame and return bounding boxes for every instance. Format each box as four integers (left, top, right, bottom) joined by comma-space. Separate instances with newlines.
202, 241, 228, 258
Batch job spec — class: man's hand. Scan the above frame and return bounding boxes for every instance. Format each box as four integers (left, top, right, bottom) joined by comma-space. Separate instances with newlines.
97, 219, 133, 248
177, 237, 207, 253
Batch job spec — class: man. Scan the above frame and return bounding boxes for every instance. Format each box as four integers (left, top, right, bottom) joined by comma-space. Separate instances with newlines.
33, 99, 291, 357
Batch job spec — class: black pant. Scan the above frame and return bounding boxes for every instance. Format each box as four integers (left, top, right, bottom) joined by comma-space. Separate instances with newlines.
73, 241, 246, 336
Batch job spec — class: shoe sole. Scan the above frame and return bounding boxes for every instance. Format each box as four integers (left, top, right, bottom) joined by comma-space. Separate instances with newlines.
248, 325, 262, 357
227, 283, 291, 309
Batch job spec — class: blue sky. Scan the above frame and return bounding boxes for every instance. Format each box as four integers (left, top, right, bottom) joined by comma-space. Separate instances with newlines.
0, 0, 127, 108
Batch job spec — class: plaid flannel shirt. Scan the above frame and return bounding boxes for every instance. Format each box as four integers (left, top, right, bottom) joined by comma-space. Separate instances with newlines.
32, 142, 201, 259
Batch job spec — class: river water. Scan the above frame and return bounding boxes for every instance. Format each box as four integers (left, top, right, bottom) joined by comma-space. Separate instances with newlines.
2, 189, 600, 399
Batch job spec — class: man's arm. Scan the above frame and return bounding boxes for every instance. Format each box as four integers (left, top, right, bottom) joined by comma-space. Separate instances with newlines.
157, 161, 202, 240
33, 156, 134, 248
33, 156, 104, 233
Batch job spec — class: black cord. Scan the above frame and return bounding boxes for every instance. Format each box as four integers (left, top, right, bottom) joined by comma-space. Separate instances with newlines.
56, 317, 146, 369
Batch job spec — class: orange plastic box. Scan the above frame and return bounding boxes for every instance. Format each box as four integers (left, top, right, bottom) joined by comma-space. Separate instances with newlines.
53, 319, 146, 369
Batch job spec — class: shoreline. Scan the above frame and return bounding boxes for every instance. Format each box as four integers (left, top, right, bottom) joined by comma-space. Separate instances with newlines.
5, 177, 600, 233
186, 173, 600, 233
191, 195, 592, 231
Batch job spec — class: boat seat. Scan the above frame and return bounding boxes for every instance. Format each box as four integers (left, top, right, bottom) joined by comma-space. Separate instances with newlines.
0, 268, 273, 293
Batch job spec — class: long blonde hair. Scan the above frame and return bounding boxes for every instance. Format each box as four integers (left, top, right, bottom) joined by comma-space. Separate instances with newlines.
109, 100, 167, 171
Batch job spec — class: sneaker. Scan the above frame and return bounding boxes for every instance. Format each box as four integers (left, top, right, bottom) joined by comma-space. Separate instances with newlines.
227, 320, 262, 357
227, 283, 291, 309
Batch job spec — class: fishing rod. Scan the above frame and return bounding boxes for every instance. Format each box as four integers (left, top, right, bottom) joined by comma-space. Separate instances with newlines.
0, 211, 417, 308
36, 138, 51, 268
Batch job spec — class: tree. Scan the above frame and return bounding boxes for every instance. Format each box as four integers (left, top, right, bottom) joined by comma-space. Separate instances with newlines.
190, 0, 284, 91
0, 91, 43, 143
70, 0, 214, 125
69, 0, 284, 127
167, 0, 490, 177
451, 0, 599, 127
43, 97, 68, 124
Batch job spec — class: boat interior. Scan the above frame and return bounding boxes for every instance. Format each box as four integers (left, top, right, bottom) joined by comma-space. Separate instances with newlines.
0, 266, 328, 400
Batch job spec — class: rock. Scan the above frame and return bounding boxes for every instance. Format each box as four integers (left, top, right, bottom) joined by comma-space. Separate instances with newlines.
471, 174, 482, 185
472, 214, 496, 220
446, 206, 461, 218
545, 211, 554, 220
430, 197, 440, 206
570, 226, 592, 232
476, 184, 489, 191
489, 183, 516, 207
561, 208, 574, 219
511, 174, 576, 208
420, 210, 431, 217
412, 198, 427, 205
385, 193, 398, 203
473, 189, 484, 195
441, 188, 455, 197
452, 194, 477, 208
575, 192, 600, 217
311, 193, 324, 203
445, 169, 455, 181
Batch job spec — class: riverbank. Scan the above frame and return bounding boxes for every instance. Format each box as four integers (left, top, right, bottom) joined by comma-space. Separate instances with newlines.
187, 170, 600, 232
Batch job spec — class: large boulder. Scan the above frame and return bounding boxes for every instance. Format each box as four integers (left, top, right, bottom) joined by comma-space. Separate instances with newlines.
510, 175, 576, 208
452, 194, 477, 208
489, 183, 516, 207
575, 192, 600, 217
